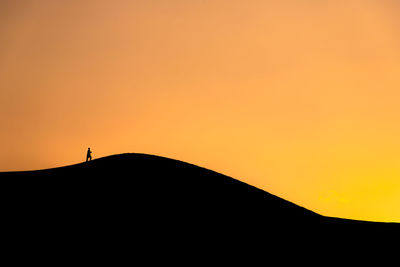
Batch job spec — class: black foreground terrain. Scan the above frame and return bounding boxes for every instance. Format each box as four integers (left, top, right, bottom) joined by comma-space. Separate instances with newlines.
1, 153, 398, 256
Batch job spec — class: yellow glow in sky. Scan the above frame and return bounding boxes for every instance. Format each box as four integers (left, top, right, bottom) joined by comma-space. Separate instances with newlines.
1, 0, 399, 222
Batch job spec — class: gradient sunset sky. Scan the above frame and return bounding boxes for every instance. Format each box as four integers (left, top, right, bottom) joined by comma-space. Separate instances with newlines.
1, 0, 399, 222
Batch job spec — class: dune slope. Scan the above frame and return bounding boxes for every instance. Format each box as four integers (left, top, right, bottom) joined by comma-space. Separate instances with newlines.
1, 153, 398, 246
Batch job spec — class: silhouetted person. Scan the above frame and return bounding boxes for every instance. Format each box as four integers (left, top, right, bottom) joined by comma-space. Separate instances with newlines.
86, 148, 92, 162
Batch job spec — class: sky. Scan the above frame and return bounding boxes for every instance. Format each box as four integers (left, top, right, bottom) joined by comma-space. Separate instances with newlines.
0, 0, 399, 222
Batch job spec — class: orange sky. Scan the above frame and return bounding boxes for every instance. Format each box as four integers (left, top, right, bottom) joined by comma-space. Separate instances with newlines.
1, 0, 399, 222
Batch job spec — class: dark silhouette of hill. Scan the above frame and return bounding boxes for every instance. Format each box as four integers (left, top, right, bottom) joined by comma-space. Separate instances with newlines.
1, 153, 399, 257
